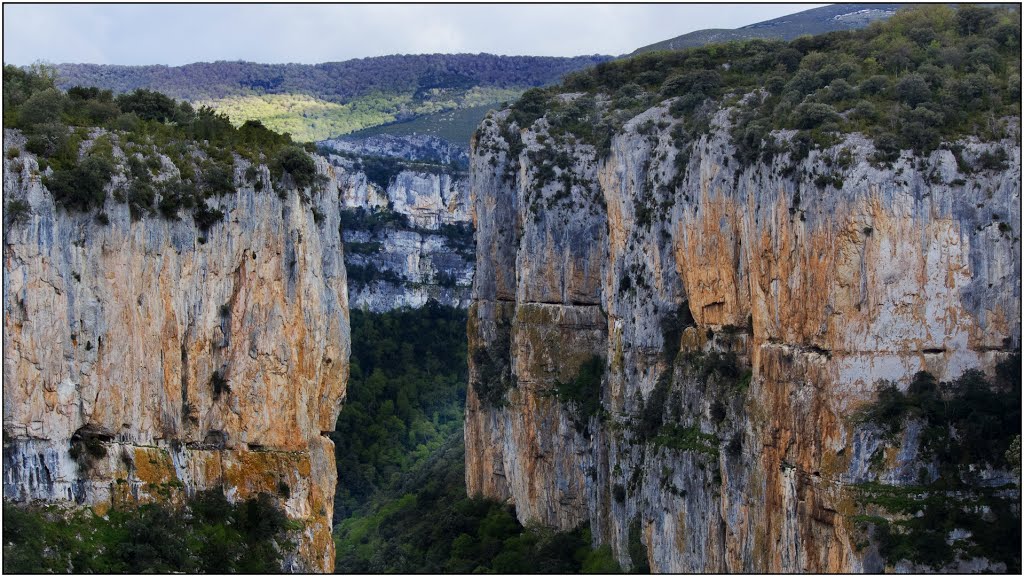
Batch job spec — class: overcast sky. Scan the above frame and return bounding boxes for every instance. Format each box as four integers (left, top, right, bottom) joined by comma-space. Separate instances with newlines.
3, 3, 825, 66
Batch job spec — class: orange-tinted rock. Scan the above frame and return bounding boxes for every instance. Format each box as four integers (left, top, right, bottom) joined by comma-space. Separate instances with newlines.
466, 103, 1020, 572
3, 130, 350, 572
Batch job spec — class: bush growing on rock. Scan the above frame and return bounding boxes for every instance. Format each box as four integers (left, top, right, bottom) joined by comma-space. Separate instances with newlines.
271, 145, 317, 189
5, 199, 31, 224
43, 154, 115, 212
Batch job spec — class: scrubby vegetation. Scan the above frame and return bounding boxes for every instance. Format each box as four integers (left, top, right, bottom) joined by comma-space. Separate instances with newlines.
470, 314, 514, 409
4, 198, 31, 225
327, 150, 465, 189
494, 5, 1020, 169
627, 517, 651, 574
340, 206, 409, 234
2, 491, 293, 573
3, 64, 320, 228
650, 424, 719, 456
551, 355, 606, 428
630, 348, 748, 460
852, 483, 1020, 572
853, 356, 1022, 571
345, 262, 406, 289
859, 357, 1020, 475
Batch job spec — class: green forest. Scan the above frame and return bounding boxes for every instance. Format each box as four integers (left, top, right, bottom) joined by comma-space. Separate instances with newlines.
3, 492, 295, 573
51, 55, 608, 143
331, 303, 622, 573
53, 55, 610, 103
198, 86, 522, 142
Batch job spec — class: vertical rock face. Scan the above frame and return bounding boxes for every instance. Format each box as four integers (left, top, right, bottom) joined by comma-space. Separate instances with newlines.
465, 105, 1020, 572
328, 150, 475, 312
2, 130, 350, 572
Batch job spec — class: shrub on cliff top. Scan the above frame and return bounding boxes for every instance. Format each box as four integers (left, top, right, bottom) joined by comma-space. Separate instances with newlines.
513, 5, 1019, 168
43, 154, 115, 212
3, 65, 316, 228
271, 145, 317, 190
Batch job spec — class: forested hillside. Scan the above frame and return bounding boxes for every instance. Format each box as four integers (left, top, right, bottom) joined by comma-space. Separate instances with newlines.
51, 54, 611, 142
54, 55, 611, 102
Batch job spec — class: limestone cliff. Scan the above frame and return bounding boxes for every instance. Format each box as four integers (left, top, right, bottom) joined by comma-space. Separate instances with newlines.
325, 144, 474, 312
465, 103, 1020, 572
2, 129, 350, 572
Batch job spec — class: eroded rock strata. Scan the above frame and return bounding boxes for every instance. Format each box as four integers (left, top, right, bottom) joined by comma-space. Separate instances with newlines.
3, 130, 350, 572
325, 146, 475, 312
465, 105, 1020, 572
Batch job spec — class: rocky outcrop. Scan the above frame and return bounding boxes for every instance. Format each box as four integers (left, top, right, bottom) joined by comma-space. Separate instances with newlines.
465, 104, 1020, 572
321, 134, 469, 168
2, 130, 350, 572
328, 149, 474, 312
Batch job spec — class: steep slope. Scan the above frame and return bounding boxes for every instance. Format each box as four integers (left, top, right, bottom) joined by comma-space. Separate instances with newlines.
465, 6, 1020, 573
2, 129, 350, 571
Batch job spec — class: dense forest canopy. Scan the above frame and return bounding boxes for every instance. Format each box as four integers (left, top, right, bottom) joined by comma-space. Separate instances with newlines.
331, 302, 469, 520
47, 54, 610, 142
53, 54, 612, 103
3, 492, 295, 573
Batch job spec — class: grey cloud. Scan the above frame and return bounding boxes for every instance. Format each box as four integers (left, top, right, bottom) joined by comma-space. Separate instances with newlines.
3, 3, 825, 66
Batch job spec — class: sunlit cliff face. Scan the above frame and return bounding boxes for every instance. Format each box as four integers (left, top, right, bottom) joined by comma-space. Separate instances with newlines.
3, 133, 350, 572
464, 104, 1020, 572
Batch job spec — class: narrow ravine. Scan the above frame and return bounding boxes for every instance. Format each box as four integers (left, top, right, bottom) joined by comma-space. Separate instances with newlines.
329, 302, 622, 573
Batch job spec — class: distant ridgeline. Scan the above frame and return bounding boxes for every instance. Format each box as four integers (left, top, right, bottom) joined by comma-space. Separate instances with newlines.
52, 54, 612, 143
631, 3, 904, 54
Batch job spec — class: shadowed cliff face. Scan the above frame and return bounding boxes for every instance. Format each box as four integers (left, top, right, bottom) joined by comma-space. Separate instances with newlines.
465, 104, 1020, 572
2, 129, 350, 572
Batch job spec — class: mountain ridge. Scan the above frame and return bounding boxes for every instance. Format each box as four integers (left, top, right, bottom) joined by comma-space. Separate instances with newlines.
630, 3, 904, 54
